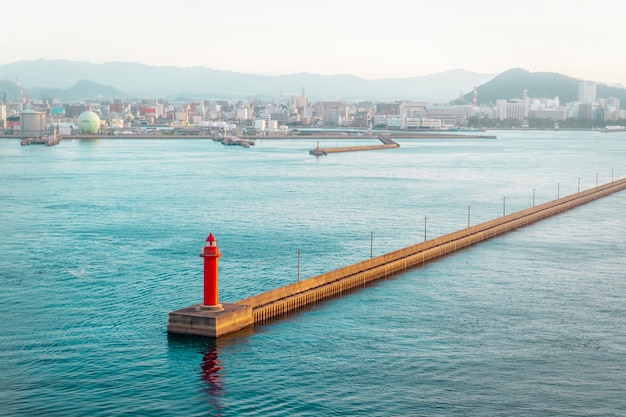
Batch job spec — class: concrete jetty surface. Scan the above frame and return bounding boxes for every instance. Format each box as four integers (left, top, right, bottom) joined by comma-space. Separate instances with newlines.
168, 178, 626, 338
309, 135, 401, 155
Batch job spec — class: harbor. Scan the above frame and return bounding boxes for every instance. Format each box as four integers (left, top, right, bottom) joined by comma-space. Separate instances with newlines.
3, 131, 626, 416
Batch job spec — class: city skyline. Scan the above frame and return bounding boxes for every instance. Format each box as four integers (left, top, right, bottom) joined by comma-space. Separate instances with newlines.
2, 0, 625, 87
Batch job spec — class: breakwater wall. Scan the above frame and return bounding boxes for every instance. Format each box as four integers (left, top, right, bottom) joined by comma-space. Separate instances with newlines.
237, 178, 626, 324
309, 143, 399, 155
309, 135, 400, 155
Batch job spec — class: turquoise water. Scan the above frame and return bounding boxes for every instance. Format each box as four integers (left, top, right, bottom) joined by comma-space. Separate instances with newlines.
1, 131, 625, 416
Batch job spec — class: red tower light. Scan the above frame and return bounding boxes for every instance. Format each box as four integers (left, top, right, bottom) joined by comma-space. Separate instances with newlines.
200, 233, 223, 310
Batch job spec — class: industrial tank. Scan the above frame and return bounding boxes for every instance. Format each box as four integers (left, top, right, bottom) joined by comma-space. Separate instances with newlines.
20, 109, 46, 136
77, 111, 101, 134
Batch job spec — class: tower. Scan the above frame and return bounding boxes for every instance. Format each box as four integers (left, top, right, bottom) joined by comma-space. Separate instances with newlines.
168, 233, 253, 338
200, 233, 223, 311
579, 81, 597, 104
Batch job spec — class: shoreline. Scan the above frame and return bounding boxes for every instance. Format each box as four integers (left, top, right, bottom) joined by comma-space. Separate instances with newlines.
1, 133, 498, 140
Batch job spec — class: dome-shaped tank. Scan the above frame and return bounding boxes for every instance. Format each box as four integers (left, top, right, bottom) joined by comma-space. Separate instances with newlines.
77, 111, 101, 134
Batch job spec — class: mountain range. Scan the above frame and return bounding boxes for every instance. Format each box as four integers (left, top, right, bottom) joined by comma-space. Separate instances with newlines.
0, 60, 624, 105
0, 59, 493, 102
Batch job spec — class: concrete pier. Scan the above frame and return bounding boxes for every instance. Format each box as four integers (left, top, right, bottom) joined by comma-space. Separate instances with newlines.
20, 134, 62, 146
168, 177, 626, 338
167, 303, 253, 338
309, 135, 400, 155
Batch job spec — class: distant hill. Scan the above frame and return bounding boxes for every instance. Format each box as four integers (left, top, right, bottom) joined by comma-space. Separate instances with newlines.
0, 59, 494, 102
468, 68, 626, 104
0, 80, 19, 101
29, 80, 129, 101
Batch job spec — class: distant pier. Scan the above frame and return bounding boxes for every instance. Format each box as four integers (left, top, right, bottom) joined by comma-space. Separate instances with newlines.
211, 135, 255, 148
20, 134, 62, 146
309, 135, 400, 155
168, 177, 626, 338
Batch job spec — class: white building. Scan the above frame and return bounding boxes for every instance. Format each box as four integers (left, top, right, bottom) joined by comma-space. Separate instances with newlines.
267, 120, 278, 132
579, 81, 597, 104
236, 108, 249, 121
496, 99, 529, 120
254, 119, 266, 132
399, 101, 427, 118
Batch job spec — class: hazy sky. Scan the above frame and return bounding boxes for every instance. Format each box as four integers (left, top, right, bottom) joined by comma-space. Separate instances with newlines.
3, 0, 625, 85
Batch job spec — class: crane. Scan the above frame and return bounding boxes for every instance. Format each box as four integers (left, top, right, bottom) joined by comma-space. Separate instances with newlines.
16, 77, 29, 109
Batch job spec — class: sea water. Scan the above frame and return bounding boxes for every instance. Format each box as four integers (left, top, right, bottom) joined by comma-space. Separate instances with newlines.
1, 131, 625, 416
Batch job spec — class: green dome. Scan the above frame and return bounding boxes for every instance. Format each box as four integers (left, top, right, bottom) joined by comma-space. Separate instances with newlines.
77, 111, 101, 134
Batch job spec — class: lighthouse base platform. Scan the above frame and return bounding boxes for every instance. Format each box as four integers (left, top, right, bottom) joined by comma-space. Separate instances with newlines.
167, 303, 253, 338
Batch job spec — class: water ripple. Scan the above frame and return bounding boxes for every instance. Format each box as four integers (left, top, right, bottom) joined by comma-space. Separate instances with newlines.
1, 133, 626, 416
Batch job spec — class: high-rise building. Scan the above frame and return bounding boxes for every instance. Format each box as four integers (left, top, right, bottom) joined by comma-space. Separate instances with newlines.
579, 81, 597, 104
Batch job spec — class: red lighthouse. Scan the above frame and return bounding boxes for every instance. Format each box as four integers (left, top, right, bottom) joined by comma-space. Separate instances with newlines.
200, 233, 223, 311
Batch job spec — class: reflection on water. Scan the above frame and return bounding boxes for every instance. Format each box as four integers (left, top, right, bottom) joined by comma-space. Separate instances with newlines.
200, 344, 223, 394
166, 334, 227, 414
4, 133, 626, 416
199, 341, 226, 416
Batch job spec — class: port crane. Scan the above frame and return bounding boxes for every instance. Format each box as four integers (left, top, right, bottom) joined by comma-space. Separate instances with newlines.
16, 77, 29, 109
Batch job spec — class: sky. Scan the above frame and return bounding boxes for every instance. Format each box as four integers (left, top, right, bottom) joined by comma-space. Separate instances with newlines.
3, 0, 625, 86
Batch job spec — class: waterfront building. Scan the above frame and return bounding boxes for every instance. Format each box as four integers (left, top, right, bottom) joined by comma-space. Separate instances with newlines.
578, 103, 594, 120
530, 108, 567, 121
352, 111, 371, 128
579, 81, 597, 104
315, 101, 348, 126
425, 106, 467, 127
399, 101, 427, 118
254, 119, 266, 133
387, 116, 406, 130
496, 99, 529, 121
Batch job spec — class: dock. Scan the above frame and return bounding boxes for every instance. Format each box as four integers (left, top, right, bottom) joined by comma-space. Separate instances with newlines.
212, 135, 255, 148
20, 134, 62, 146
168, 177, 626, 338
